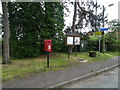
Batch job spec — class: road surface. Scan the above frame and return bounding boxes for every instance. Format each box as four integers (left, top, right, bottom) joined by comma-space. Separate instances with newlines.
65, 67, 119, 88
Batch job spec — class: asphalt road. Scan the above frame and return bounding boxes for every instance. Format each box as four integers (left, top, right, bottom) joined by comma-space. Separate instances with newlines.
65, 67, 119, 88
2, 56, 119, 88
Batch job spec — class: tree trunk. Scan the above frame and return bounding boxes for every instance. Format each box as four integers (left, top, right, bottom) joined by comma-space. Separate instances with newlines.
102, 5, 105, 53
2, 2, 10, 64
70, 0, 77, 54
72, 1, 77, 33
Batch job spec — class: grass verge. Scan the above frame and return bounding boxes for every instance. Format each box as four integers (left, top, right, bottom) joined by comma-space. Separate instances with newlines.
1, 52, 119, 82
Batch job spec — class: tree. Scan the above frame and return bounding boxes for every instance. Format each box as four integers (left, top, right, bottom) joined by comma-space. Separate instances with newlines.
0, 13, 2, 35
72, 1, 77, 33
106, 19, 120, 51
0, 13, 2, 57
108, 19, 120, 32
68, 0, 100, 53
8, 2, 64, 58
44, 2, 64, 52
2, 2, 10, 64
8, 2, 45, 58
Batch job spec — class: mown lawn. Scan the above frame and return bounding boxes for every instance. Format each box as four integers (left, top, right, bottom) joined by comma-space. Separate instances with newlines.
1, 52, 119, 82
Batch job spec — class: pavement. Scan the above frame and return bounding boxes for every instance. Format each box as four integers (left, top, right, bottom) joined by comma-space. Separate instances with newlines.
2, 56, 120, 88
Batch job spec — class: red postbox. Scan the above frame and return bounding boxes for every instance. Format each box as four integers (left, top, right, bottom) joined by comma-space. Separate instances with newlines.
44, 40, 52, 52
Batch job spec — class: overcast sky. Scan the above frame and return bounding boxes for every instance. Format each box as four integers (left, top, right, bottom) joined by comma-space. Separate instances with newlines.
96, 0, 119, 20
0, 0, 119, 27
64, 0, 119, 27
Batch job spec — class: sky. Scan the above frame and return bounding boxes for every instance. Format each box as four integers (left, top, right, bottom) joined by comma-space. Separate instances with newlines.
0, 0, 119, 29
0, 0, 119, 21
118, 1, 120, 20
96, 0, 119, 21
64, 0, 119, 27
0, 2, 1, 14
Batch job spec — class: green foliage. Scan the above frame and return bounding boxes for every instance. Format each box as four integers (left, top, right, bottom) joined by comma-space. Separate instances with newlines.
106, 19, 120, 52
8, 2, 43, 58
42, 2, 65, 52
105, 32, 119, 51
8, 2, 64, 59
87, 36, 98, 51
108, 19, 120, 32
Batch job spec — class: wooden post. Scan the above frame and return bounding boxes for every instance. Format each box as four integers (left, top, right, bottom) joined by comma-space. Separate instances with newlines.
47, 52, 50, 68
75, 46, 77, 57
68, 46, 70, 58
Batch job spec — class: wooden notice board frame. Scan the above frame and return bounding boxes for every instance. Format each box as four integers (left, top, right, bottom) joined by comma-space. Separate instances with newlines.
66, 34, 80, 46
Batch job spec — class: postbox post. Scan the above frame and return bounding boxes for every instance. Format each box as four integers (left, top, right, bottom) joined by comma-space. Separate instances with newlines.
47, 52, 49, 68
